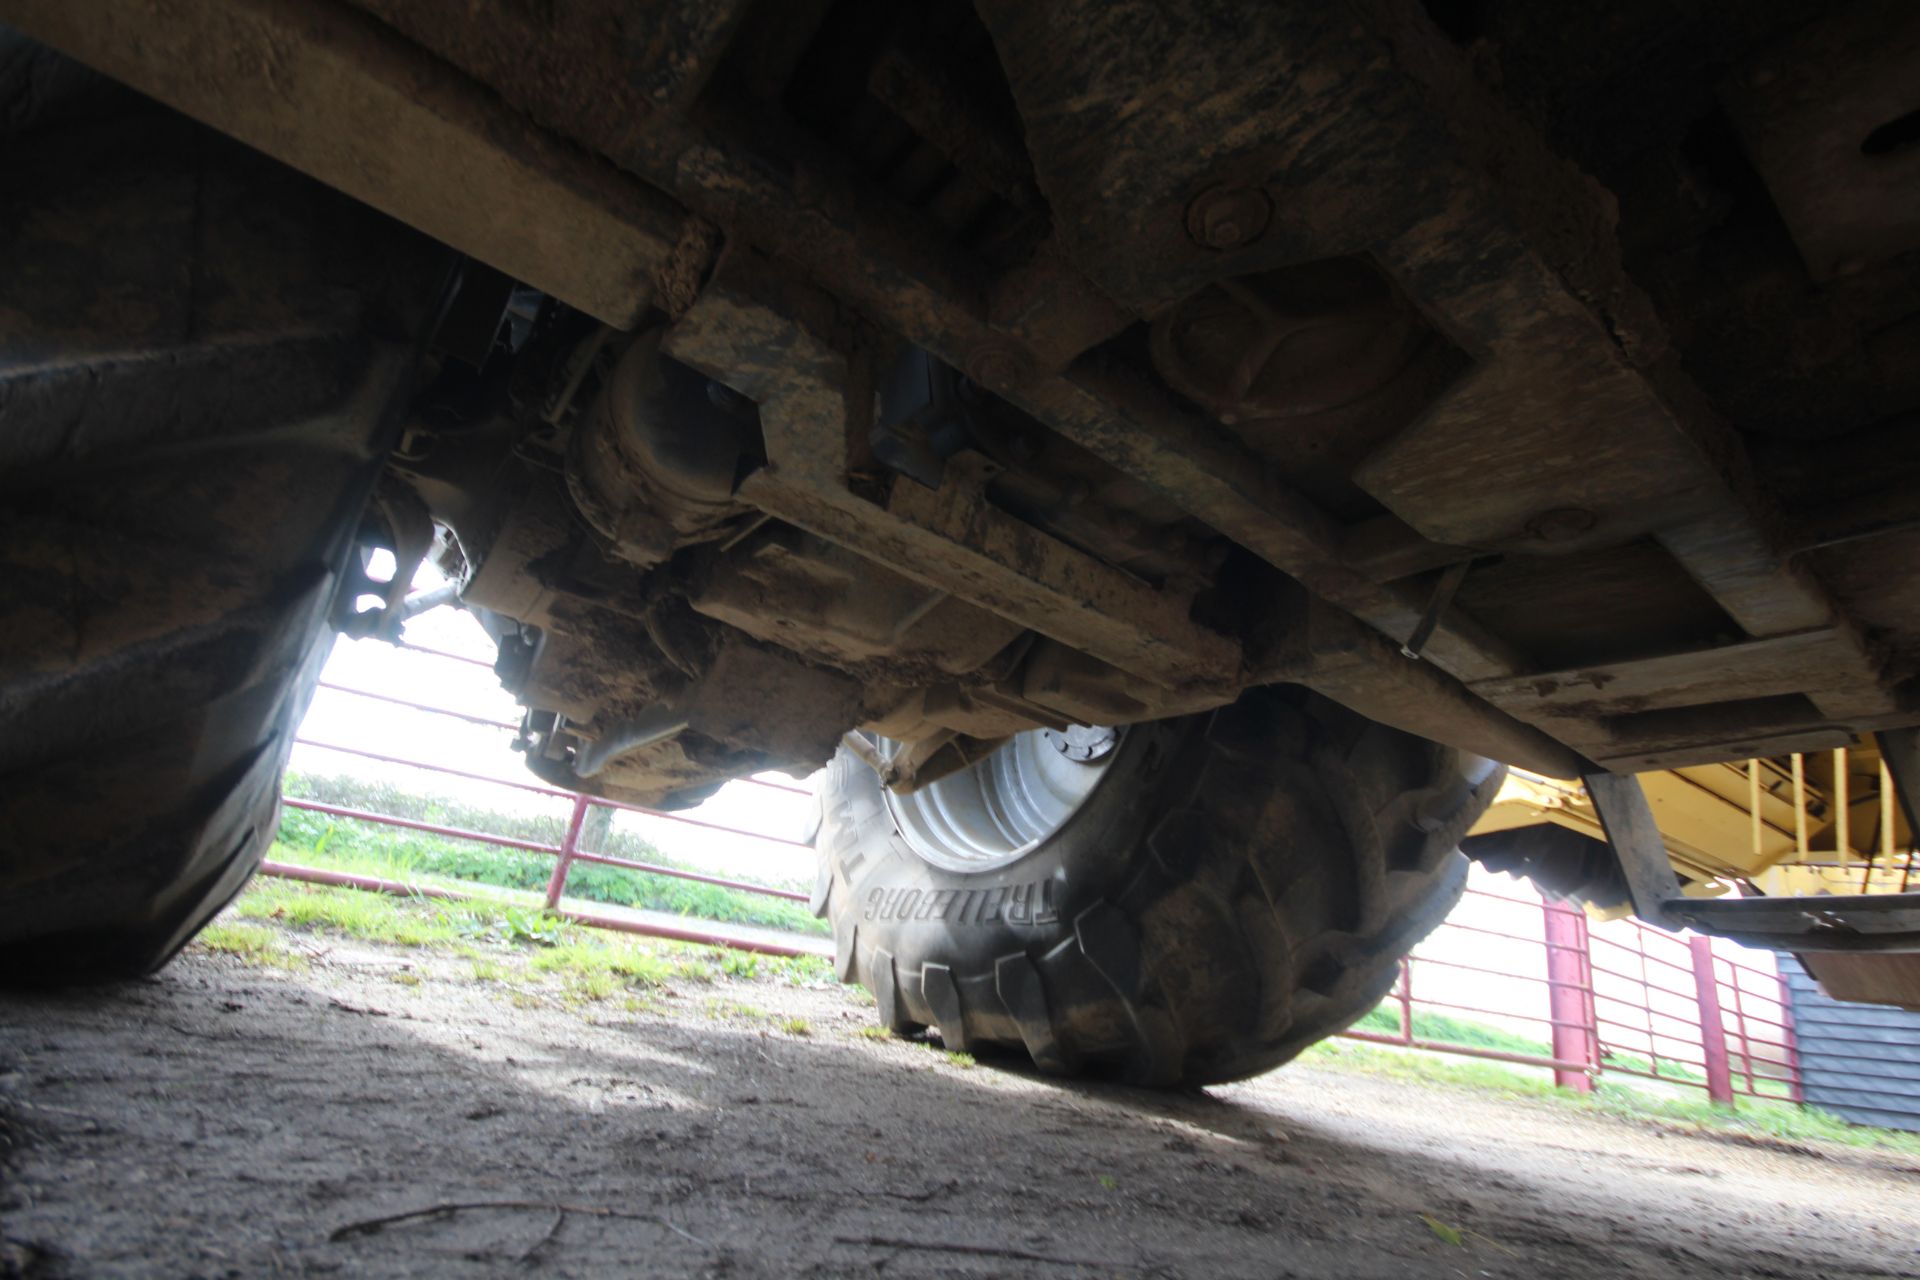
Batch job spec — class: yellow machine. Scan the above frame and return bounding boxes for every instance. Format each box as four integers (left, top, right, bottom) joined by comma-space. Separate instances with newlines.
1477, 746, 1915, 903
1470, 740, 1920, 1006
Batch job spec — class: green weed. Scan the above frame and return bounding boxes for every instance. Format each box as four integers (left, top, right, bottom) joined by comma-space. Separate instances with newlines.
672, 958, 717, 984
468, 956, 511, 983
232, 878, 476, 947
704, 999, 768, 1021
195, 922, 307, 970
758, 953, 837, 986
491, 906, 568, 948
565, 971, 621, 1003
213, 871, 848, 1043
529, 940, 673, 988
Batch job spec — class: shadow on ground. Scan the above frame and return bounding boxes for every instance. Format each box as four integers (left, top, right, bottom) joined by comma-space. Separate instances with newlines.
2, 942, 1916, 1278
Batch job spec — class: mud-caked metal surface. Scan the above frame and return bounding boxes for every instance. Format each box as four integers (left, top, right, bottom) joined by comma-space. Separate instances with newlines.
5, 0, 1920, 949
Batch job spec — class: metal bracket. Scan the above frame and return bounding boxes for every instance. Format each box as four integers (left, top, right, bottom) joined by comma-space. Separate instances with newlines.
337, 479, 438, 643
1400, 559, 1471, 661
1584, 767, 1920, 952
1582, 772, 1686, 932
1668, 893, 1920, 952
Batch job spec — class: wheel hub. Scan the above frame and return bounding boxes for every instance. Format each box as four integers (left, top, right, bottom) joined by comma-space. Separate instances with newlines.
883, 726, 1121, 873
1043, 724, 1118, 763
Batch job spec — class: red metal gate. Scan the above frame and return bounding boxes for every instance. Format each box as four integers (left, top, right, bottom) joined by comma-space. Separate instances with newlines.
1343, 875, 1800, 1104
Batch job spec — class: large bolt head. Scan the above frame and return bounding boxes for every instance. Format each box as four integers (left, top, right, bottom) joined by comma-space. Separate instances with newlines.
1185, 185, 1274, 250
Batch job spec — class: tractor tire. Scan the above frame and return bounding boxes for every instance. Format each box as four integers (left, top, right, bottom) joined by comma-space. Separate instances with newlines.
813, 690, 1505, 1086
0, 53, 448, 983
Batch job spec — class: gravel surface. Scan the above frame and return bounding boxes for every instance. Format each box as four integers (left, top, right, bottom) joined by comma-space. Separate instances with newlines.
3, 932, 1918, 1278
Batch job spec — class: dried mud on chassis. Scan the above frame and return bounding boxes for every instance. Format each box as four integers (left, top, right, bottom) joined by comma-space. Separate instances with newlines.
3, 930, 1917, 1279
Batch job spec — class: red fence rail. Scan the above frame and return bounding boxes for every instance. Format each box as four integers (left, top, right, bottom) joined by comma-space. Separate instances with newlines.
1340, 874, 1800, 1105
1346, 885, 1594, 1081
278, 652, 824, 955
275, 638, 1802, 1106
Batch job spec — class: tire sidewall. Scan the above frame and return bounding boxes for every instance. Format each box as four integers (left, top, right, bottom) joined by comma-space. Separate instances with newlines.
820, 717, 1193, 985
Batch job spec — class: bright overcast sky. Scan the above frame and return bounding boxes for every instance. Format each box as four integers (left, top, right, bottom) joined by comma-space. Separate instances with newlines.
291, 558, 818, 889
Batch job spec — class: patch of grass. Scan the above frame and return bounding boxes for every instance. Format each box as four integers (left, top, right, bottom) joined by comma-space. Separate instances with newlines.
941, 1050, 976, 1069
529, 940, 673, 988
196, 921, 277, 955
1584, 1081, 1920, 1154
232, 878, 480, 948
563, 971, 621, 1004
1301, 1035, 1920, 1157
468, 956, 511, 983
195, 922, 307, 971
1350, 1004, 1546, 1055
779, 1017, 811, 1036
474, 907, 568, 949
215, 876, 835, 1026
277, 772, 827, 937
1304, 1036, 1563, 1100
234, 881, 766, 997
704, 999, 768, 1021
389, 970, 422, 987
672, 958, 717, 984
1349, 1003, 1720, 1088
855, 1024, 894, 1041
759, 953, 837, 986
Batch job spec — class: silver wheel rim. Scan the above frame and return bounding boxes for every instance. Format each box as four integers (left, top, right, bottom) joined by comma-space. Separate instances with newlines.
883, 727, 1121, 873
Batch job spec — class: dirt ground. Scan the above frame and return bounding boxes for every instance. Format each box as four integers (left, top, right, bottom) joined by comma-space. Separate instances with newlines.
3, 932, 1918, 1279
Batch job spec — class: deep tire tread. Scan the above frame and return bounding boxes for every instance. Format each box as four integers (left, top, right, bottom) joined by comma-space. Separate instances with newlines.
819, 689, 1504, 1085
0, 71, 445, 982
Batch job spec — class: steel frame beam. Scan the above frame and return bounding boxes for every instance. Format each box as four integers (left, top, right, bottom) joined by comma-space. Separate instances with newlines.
666, 249, 1587, 775
0, 0, 687, 327
662, 248, 1241, 695
1586, 769, 1920, 951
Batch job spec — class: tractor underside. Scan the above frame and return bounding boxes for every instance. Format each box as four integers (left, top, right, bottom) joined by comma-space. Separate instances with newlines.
12, 0, 1920, 822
